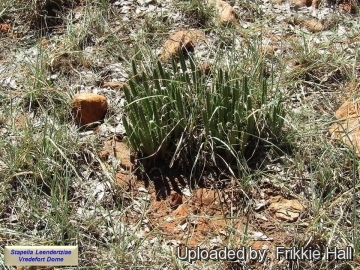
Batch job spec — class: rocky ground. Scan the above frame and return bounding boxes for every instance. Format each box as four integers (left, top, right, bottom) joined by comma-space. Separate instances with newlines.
1, 0, 360, 269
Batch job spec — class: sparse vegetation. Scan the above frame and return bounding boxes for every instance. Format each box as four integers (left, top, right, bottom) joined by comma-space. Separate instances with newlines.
123, 49, 285, 179
177, 0, 215, 28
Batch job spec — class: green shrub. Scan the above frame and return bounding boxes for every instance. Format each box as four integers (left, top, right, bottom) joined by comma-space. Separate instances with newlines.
122, 50, 286, 169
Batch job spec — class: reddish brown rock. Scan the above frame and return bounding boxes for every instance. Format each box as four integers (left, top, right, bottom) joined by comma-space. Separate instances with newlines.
0, 23, 11, 33
72, 93, 108, 126
334, 100, 360, 120
41, 38, 50, 48
303, 19, 323, 32
329, 100, 360, 157
6, 114, 27, 129
99, 139, 133, 170
270, 35, 282, 42
330, 119, 360, 157
268, 196, 305, 222
250, 241, 271, 250
172, 204, 189, 217
160, 30, 206, 62
169, 191, 183, 209
207, 0, 238, 25
194, 188, 218, 206
340, 3, 355, 13
116, 172, 132, 190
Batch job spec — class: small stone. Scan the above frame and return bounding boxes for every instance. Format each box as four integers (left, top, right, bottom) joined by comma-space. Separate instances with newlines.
303, 19, 323, 32
72, 93, 108, 126
116, 172, 132, 190
195, 188, 217, 206
207, 0, 238, 25
329, 100, 360, 158
99, 139, 133, 170
250, 241, 270, 250
169, 191, 183, 208
334, 100, 360, 120
172, 204, 189, 217
270, 35, 282, 42
331, 120, 356, 142
0, 23, 11, 33
268, 195, 305, 222
6, 114, 27, 129
160, 30, 206, 62
340, 3, 355, 13
102, 81, 127, 91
